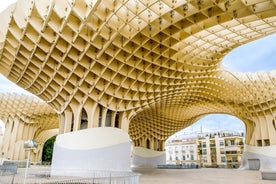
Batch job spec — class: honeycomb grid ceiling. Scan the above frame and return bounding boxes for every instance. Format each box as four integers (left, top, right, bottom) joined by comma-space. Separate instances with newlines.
0, 93, 59, 130
0, 0, 276, 141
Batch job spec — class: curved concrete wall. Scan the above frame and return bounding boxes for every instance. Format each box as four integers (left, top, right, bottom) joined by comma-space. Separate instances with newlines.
240, 145, 276, 171
132, 147, 166, 168
51, 127, 131, 177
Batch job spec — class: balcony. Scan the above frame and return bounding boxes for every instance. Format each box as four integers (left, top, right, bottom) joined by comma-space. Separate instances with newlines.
210, 143, 216, 147
225, 142, 244, 147
227, 160, 240, 164
225, 151, 242, 154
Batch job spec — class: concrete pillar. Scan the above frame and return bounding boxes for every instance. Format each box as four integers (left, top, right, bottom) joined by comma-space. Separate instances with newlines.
120, 111, 130, 132
111, 111, 116, 127
84, 101, 97, 128
93, 105, 100, 128
247, 115, 276, 146
72, 106, 82, 131
101, 108, 108, 127
64, 110, 73, 133
0, 116, 39, 161
132, 147, 166, 168
58, 113, 65, 134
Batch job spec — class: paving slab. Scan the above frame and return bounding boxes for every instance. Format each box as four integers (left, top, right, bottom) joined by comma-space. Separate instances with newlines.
133, 168, 276, 184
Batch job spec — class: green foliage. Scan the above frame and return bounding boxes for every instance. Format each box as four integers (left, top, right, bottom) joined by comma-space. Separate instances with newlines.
42, 136, 56, 162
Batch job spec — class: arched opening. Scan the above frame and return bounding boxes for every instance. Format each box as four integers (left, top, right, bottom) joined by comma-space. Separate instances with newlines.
146, 139, 150, 149
98, 105, 103, 127
80, 108, 88, 130
165, 114, 245, 168
114, 112, 120, 128
42, 136, 56, 164
71, 114, 74, 132
105, 110, 112, 127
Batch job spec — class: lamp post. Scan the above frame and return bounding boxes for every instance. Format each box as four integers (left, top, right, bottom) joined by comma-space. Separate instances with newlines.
23, 140, 37, 184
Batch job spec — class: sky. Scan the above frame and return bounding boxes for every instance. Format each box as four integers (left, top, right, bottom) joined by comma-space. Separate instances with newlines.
223, 34, 276, 72
0, 1, 17, 13
0, 2, 276, 135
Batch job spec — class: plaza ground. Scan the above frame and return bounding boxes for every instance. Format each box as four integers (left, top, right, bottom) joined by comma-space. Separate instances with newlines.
1, 166, 276, 183
134, 168, 276, 184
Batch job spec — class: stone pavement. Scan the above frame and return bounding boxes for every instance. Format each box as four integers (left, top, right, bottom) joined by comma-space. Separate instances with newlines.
133, 168, 276, 184
2, 165, 275, 184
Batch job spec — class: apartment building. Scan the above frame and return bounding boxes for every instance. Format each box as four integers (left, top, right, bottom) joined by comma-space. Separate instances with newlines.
198, 131, 244, 168
166, 131, 245, 168
165, 135, 199, 166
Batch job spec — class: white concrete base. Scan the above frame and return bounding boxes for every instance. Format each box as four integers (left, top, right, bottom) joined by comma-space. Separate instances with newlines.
261, 171, 276, 180
51, 127, 131, 177
240, 145, 276, 172
132, 147, 165, 168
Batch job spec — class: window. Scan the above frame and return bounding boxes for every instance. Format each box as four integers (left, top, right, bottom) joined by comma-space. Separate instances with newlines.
176, 156, 178, 160
257, 140, 262, 147
169, 156, 172, 160
183, 155, 186, 160
221, 156, 226, 163
202, 149, 207, 155
264, 139, 270, 146
202, 142, 206, 147
219, 141, 224, 146
191, 155, 194, 160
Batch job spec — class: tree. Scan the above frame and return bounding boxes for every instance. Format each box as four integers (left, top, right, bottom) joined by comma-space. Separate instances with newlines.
42, 136, 56, 162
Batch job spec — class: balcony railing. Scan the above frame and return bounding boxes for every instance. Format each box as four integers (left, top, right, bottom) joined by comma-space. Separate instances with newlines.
225, 142, 244, 147
225, 151, 242, 154
210, 144, 216, 147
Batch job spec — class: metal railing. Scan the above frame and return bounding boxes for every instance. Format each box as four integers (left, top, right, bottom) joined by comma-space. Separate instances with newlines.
0, 168, 140, 184
158, 164, 200, 169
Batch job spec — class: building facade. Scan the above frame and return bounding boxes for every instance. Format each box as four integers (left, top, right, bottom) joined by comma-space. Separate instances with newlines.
166, 131, 245, 168
198, 131, 245, 168
165, 135, 199, 166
